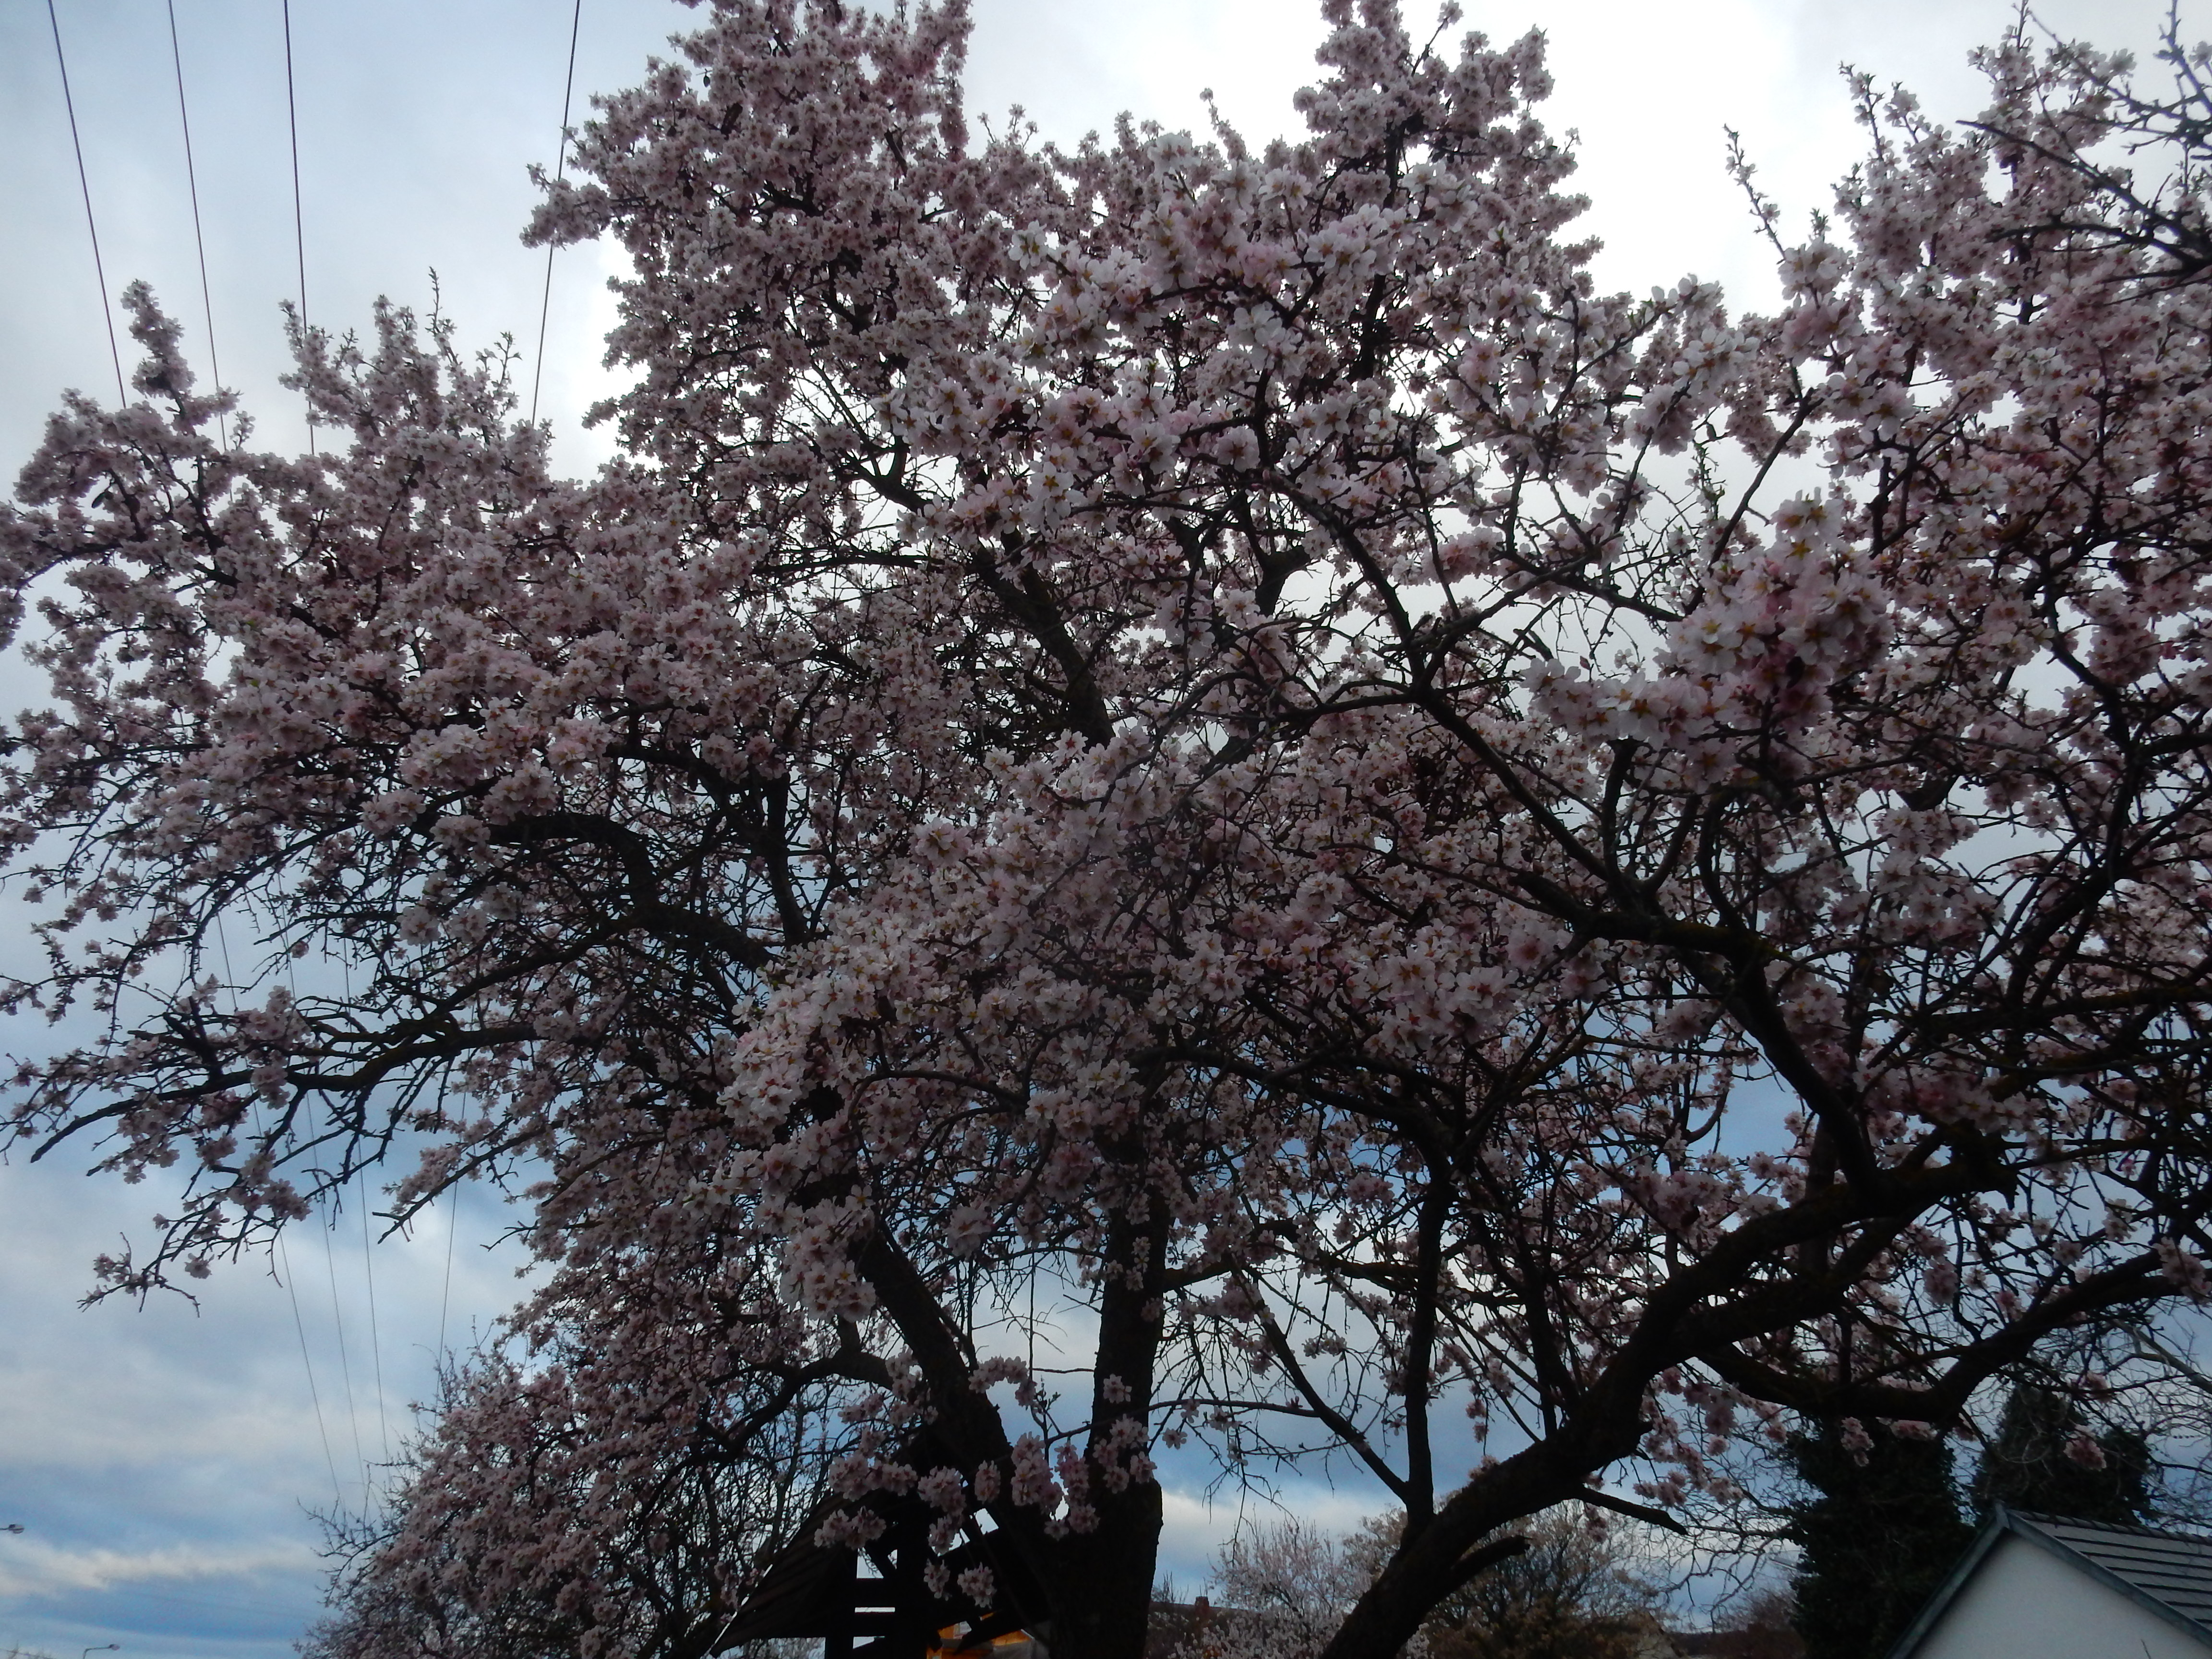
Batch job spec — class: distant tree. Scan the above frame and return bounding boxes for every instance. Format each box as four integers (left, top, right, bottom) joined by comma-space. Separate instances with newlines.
1181, 1507, 1654, 1659
1198, 1516, 1374, 1657
1970, 1376, 2154, 1526
1782, 1420, 1971, 1659
306, 1306, 833, 1659
1704, 1587, 1806, 1659
1419, 1509, 1662, 1659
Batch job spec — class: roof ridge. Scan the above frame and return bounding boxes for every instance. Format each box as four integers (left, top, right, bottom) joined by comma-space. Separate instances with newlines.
2011, 1509, 2212, 1547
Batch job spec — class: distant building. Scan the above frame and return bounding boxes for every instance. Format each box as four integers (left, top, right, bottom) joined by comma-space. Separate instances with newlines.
1886, 1509, 2212, 1659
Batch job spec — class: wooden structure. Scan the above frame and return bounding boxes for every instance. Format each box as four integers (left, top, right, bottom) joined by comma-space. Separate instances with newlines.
717, 1433, 1045, 1657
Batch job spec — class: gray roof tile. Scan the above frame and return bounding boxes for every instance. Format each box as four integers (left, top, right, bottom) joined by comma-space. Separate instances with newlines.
2016, 1513, 2212, 1635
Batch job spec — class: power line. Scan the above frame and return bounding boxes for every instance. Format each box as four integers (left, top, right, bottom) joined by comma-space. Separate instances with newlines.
282, 0, 314, 454
439, 1181, 458, 1362
318, 1179, 367, 1507
45, 0, 125, 406
277, 1233, 348, 1511
330, 953, 390, 1478
529, 0, 584, 427
217, 912, 343, 1513
289, 959, 366, 1511
274, 10, 368, 1513
166, 0, 227, 447
361, 1167, 391, 1470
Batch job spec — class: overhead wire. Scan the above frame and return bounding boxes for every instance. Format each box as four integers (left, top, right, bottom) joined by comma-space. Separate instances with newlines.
439, 1182, 458, 1363
315, 1110, 369, 1507
419, 4, 590, 1386
151, 0, 486, 1521
276, 922, 367, 1510
331, 953, 392, 1477
165, 0, 227, 447
279, 1231, 349, 1512
281, 938, 367, 1510
217, 912, 345, 1512
281, 0, 314, 454
361, 1168, 391, 1470
275, 11, 373, 1493
529, 0, 585, 427
138, 0, 595, 1520
45, 0, 126, 406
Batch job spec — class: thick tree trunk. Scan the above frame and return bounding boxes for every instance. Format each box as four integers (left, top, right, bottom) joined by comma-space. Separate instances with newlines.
1039, 1478, 1166, 1659
1037, 1200, 1171, 1659
1315, 1450, 1571, 1659
859, 1172, 1175, 1658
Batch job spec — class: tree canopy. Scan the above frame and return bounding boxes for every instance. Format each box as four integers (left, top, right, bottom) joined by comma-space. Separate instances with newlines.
1781, 1418, 1971, 1659
1968, 1374, 2155, 1526
10, 2, 2212, 1655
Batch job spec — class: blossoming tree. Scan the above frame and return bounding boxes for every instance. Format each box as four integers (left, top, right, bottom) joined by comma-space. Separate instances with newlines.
9, 1, 2212, 1655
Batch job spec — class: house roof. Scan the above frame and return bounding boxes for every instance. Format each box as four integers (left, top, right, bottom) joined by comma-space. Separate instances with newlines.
2023, 1513, 2212, 1633
1887, 1508, 2212, 1657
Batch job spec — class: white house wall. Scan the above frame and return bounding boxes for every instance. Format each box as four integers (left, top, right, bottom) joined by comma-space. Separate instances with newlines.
1911, 1534, 2212, 1659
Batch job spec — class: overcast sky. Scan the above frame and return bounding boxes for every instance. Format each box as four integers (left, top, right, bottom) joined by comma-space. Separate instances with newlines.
0, 2, 2187, 1655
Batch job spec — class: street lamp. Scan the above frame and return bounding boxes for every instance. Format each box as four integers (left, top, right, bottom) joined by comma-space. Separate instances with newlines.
83, 1645, 120, 1658
1, 1522, 23, 1533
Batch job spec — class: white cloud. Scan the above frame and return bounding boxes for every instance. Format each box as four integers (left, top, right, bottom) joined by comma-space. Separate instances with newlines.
0, 1538, 315, 1600
1154, 1480, 1402, 1587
